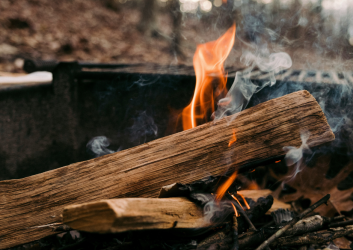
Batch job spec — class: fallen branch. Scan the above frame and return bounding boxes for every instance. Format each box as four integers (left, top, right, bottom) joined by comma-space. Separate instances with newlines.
328, 219, 353, 228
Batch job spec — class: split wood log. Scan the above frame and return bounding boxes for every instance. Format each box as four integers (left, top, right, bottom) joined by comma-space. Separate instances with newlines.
0, 90, 334, 249
62, 197, 209, 233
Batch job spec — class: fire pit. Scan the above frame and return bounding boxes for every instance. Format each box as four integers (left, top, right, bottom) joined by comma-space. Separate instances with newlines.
1, 18, 353, 250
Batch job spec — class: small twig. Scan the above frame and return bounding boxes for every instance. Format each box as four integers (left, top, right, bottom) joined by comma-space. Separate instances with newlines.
231, 213, 239, 250
239, 214, 347, 248
328, 219, 353, 228
260, 220, 275, 230
272, 225, 353, 247
330, 215, 346, 222
230, 197, 257, 231
255, 194, 330, 250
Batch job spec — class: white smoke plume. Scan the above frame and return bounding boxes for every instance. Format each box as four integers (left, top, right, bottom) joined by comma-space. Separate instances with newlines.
86, 111, 158, 158
213, 51, 292, 121
282, 131, 312, 184
86, 136, 115, 158
129, 111, 158, 144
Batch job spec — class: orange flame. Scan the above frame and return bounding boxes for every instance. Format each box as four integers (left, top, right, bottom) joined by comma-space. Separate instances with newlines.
215, 171, 237, 201
237, 192, 251, 210
228, 129, 237, 147
182, 24, 236, 130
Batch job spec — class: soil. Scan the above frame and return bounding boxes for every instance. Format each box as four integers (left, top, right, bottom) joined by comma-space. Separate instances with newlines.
1, 0, 353, 74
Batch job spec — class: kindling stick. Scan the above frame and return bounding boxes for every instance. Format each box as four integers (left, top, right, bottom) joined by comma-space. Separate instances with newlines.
255, 194, 330, 250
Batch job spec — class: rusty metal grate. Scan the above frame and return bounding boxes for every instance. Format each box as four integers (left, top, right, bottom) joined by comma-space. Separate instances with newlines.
245, 69, 353, 85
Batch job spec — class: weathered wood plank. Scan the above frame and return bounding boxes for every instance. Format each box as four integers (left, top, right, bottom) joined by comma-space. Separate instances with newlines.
0, 90, 334, 249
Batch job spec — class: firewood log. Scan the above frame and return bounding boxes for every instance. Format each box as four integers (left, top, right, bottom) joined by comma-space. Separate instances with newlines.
62, 197, 209, 233
0, 90, 334, 249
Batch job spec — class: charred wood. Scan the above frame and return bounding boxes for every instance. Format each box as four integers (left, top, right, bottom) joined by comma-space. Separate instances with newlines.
236, 195, 273, 233
231, 213, 239, 250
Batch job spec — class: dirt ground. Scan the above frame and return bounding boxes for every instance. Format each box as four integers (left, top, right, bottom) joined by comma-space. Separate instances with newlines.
1, 0, 353, 73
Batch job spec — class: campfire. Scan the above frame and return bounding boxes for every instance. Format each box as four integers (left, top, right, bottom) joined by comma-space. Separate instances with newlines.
1, 22, 353, 250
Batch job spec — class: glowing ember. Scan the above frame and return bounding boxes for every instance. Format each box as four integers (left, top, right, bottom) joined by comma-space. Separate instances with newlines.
230, 193, 244, 209
237, 192, 251, 209
182, 24, 236, 130
275, 160, 281, 163
231, 203, 239, 217
228, 129, 237, 147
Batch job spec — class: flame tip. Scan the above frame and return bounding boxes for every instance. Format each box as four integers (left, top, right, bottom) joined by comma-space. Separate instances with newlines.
182, 24, 236, 130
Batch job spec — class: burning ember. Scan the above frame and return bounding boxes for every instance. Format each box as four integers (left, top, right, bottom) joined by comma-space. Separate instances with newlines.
228, 129, 237, 147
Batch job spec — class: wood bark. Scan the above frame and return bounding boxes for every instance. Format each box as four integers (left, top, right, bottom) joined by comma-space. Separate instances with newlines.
62, 197, 209, 233
0, 90, 334, 249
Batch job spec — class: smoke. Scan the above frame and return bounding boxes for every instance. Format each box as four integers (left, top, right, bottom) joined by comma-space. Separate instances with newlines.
128, 76, 160, 90
129, 111, 158, 144
282, 131, 312, 184
86, 111, 158, 158
213, 50, 292, 121
86, 136, 115, 158
191, 193, 233, 225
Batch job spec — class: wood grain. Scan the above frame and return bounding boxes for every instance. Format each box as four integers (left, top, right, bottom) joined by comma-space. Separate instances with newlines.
62, 191, 290, 234
0, 90, 334, 249
63, 197, 209, 233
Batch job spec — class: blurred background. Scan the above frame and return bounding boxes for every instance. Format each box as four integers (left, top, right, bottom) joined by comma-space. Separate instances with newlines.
1, 0, 353, 73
